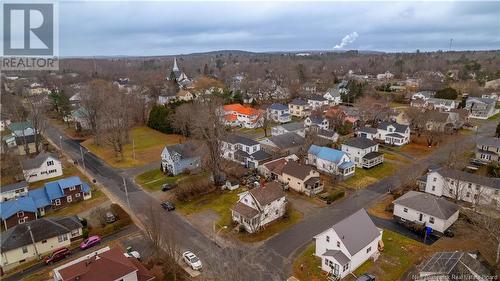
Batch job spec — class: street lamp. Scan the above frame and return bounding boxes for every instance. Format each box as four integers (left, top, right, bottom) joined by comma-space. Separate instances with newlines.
79, 146, 86, 172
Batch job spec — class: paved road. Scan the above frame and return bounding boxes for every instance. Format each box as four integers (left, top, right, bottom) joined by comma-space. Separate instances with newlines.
40, 119, 496, 281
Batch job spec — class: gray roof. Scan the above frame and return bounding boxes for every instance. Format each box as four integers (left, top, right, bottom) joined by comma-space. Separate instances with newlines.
21, 152, 59, 170
224, 134, 259, 146
386, 132, 405, 138
358, 127, 377, 134
269, 133, 305, 149
417, 251, 493, 280
322, 250, 350, 265
435, 167, 500, 189
329, 209, 380, 256
414, 91, 435, 99
289, 99, 308, 106
308, 95, 327, 101
363, 151, 383, 160
393, 191, 459, 220
1, 216, 82, 252
249, 149, 272, 161
343, 137, 378, 149
15, 134, 39, 146
467, 97, 496, 105
282, 161, 314, 180
166, 142, 200, 159
307, 116, 327, 125
378, 121, 408, 134
318, 129, 337, 138
477, 136, 500, 149
280, 122, 304, 132
0, 181, 28, 194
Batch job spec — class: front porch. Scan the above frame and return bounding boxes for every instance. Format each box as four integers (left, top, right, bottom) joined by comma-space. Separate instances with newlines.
362, 152, 384, 169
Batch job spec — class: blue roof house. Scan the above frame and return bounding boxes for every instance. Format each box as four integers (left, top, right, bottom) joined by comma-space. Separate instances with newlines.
307, 145, 355, 178
0, 197, 38, 229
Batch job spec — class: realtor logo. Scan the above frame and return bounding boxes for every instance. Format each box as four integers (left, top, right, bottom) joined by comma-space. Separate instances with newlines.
4, 3, 53, 55
2, 1, 58, 70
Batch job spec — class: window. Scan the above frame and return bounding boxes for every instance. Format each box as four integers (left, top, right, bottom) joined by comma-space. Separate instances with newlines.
48, 169, 57, 174
18, 218, 26, 224
324, 259, 329, 265
433, 177, 437, 182
22, 246, 28, 254
58, 234, 68, 243
337, 241, 340, 247
17, 211, 24, 217
366, 247, 371, 253
67, 196, 72, 203
429, 217, 435, 224
75, 193, 81, 198
326, 236, 330, 242
432, 186, 435, 191
42, 240, 47, 243
47, 160, 54, 166
466, 192, 471, 198
342, 263, 349, 271
54, 199, 61, 206
403, 208, 408, 213
69, 186, 76, 191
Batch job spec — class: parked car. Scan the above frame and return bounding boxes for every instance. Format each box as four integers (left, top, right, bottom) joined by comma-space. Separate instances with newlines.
44, 247, 71, 265
80, 235, 101, 250
124, 246, 141, 260
356, 273, 376, 281
161, 201, 175, 211
105, 212, 117, 224
182, 251, 202, 270
161, 183, 176, 192
444, 229, 454, 237
356, 273, 375, 281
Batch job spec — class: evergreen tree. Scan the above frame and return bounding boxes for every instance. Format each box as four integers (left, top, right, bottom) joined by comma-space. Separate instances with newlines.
147, 105, 173, 133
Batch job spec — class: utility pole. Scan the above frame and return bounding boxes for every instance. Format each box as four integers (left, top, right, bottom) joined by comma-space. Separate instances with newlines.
122, 177, 131, 209
80, 146, 86, 172
59, 136, 64, 156
27, 224, 40, 259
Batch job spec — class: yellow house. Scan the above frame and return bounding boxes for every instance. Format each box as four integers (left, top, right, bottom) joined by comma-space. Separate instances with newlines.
281, 161, 324, 196
0, 216, 82, 272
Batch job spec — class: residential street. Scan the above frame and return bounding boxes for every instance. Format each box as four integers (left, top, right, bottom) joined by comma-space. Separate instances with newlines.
41, 119, 496, 280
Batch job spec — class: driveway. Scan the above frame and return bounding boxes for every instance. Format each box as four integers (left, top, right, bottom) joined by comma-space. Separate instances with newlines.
369, 215, 439, 245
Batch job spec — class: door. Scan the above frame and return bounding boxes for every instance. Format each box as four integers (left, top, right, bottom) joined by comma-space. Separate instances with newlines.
419, 213, 423, 221
333, 263, 339, 277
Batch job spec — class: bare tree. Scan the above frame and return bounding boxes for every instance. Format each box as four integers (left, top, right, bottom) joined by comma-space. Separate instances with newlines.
463, 208, 500, 264
80, 79, 112, 145
25, 95, 48, 154
171, 103, 194, 137
101, 92, 132, 159
298, 128, 318, 164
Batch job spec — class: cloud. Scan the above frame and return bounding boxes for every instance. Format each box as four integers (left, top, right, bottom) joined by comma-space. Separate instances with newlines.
333, 32, 359, 50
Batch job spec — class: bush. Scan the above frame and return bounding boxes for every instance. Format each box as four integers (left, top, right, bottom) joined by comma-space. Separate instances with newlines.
174, 178, 217, 202
82, 228, 89, 239
325, 190, 345, 204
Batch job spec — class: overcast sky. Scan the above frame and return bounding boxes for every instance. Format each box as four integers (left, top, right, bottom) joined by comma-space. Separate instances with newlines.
58, 1, 500, 56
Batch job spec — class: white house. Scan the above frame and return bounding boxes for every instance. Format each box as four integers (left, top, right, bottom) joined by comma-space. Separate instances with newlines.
314, 209, 383, 279
393, 191, 459, 234
0, 216, 82, 272
481, 93, 499, 101
231, 182, 286, 233
222, 104, 264, 129
374, 122, 410, 146
307, 95, 329, 110
323, 88, 343, 106
267, 103, 292, 123
307, 145, 355, 178
0, 119, 11, 132
376, 71, 394, 80
424, 167, 500, 208
221, 134, 272, 168
176, 89, 194, 101
271, 122, 305, 137
426, 98, 458, 112
465, 97, 498, 119
21, 153, 63, 183
341, 138, 383, 168
0, 182, 29, 202
8, 122, 35, 137
412, 91, 435, 101
304, 116, 329, 130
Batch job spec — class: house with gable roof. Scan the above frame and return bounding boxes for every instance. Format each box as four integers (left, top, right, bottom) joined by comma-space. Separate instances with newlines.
314, 209, 383, 278
323, 87, 344, 106
304, 116, 329, 130
160, 142, 201, 176
341, 137, 383, 168
21, 152, 63, 183
288, 99, 311, 117
281, 160, 323, 196
0, 181, 29, 202
307, 145, 355, 178
271, 122, 305, 137
267, 103, 292, 123
465, 97, 498, 119
231, 181, 286, 233
307, 95, 329, 110
222, 104, 264, 129
373, 121, 410, 146
221, 134, 272, 168
0, 197, 38, 229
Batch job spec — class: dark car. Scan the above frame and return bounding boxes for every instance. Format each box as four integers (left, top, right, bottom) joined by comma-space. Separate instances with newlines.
356, 274, 376, 281
44, 247, 71, 265
161, 183, 174, 192
161, 201, 175, 211
444, 229, 454, 237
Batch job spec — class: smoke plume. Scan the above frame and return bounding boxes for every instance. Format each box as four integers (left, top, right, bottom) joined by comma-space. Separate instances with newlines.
333, 32, 359, 49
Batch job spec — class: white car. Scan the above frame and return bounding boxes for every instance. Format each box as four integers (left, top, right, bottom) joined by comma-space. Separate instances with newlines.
124, 251, 141, 260
182, 251, 202, 270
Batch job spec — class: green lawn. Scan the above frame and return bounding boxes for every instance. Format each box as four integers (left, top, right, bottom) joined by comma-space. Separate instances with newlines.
135, 168, 185, 192
488, 112, 500, 120
82, 126, 185, 169
293, 230, 424, 281
343, 161, 397, 189
44, 189, 106, 217
292, 243, 326, 281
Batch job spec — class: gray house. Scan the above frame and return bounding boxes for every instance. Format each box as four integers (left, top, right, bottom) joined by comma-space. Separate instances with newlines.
161, 142, 201, 176
465, 97, 498, 119
474, 136, 500, 164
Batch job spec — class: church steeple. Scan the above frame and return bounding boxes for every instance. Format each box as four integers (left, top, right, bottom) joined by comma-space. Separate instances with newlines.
173, 57, 179, 72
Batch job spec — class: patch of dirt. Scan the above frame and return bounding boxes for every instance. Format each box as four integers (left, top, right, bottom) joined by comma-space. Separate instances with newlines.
368, 195, 394, 220
187, 209, 220, 238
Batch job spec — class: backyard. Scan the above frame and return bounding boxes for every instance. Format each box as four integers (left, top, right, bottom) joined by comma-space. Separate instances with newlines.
343, 161, 397, 189
135, 168, 186, 192
81, 126, 184, 169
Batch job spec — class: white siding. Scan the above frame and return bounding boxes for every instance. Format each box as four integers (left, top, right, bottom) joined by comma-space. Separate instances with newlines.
23, 157, 63, 183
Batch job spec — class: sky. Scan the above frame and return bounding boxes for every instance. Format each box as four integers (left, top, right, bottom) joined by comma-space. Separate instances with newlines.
56, 1, 500, 56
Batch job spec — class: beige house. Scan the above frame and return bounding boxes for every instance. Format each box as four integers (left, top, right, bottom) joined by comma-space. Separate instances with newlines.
0, 216, 82, 272
288, 99, 311, 117
176, 89, 194, 101
281, 160, 323, 196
